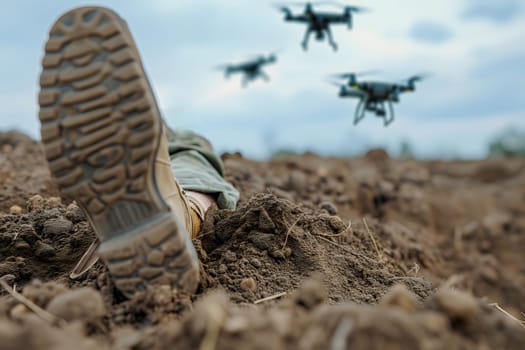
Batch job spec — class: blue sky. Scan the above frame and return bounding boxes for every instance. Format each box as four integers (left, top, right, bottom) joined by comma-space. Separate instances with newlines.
0, 0, 524, 158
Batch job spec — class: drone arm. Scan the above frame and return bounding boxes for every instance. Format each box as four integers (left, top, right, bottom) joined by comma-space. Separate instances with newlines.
347, 14, 353, 29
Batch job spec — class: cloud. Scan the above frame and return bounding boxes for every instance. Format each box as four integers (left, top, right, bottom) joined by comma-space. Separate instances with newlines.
409, 21, 453, 44
462, 0, 522, 23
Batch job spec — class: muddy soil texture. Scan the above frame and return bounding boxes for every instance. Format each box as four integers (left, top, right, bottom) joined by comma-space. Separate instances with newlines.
1, 131, 524, 349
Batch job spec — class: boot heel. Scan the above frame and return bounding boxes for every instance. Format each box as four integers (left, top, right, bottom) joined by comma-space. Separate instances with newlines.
98, 212, 199, 296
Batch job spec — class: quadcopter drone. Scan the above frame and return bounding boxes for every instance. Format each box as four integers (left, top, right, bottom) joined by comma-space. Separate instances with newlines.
275, 2, 365, 51
216, 53, 278, 88
331, 72, 427, 126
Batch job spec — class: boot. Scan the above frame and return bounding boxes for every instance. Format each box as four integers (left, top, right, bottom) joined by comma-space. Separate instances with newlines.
69, 127, 208, 281
39, 6, 200, 297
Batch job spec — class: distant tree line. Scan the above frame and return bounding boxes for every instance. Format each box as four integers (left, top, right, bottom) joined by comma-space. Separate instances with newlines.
488, 128, 525, 157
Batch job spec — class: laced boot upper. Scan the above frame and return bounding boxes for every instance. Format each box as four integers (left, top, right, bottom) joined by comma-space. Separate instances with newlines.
155, 126, 196, 235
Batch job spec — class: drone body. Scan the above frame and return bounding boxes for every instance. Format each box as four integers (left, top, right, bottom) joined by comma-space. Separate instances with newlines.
277, 2, 364, 51
218, 54, 277, 87
333, 73, 424, 126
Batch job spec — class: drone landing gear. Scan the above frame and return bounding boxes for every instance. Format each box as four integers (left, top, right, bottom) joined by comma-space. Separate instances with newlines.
301, 29, 312, 50
384, 100, 395, 127
325, 28, 338, 51
353, 97, 368, 125
377, 101, 395, 127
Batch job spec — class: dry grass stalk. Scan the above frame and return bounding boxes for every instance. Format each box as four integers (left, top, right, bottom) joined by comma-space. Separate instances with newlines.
330, 317, 353, 350
254, 292, 287, 305
441, 274, 465, 290
282, 216, 302, 251
200, 302, 227, 350
489, 303, 525, 328
0, 275, 66, 326
315, 235, 377, 265
407, 262, 421, 276
362, 218, 383, 262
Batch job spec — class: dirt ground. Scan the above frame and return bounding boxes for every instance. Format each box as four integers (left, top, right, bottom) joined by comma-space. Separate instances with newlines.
1, 130, 524, 349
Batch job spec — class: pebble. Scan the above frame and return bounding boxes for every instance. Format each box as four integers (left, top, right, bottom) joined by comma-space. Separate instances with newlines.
218, 264, 228, 274
34, 241, 56, 258
9, 205, 22, 215
435, 289, 479, 321
42, 218, 73, 237
46, 197, 62, 208
26, 195, 44, 212
223, 250, 237, 263
294, 278, 327, 310
19, 224, 40, 244
381, 284, 418, 312
319, 201, 338, 215
47, 287, 105, 322
65, 202, 85, 223
250, 258, 262, 268
240, 277, 257, 292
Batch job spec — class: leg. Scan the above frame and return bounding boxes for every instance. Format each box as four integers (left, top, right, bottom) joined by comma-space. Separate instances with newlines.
166, 128, 239, 213
302, 28, 312, 50
39, 7, 200, 297
325, 27, 338, 51
385, 100, 395, 126
354, 97, 368, 125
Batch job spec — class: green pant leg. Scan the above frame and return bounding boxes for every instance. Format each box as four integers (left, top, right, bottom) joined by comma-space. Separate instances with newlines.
166, 128, 239, 210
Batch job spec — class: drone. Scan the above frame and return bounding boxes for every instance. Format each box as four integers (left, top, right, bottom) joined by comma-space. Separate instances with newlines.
330, 72, 427, 126
216, 53, 278, 87
275, 2, 365, 51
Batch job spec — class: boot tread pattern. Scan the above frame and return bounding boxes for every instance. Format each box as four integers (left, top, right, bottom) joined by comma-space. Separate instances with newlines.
39, 7, 199, 296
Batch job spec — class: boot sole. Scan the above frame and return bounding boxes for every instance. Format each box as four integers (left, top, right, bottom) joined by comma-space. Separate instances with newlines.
38, 6, 199, 296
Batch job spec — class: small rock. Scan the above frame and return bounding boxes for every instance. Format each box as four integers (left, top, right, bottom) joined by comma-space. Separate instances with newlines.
65, 202, 85, 223
10, 304, 29, 319
434, 289, 479, 321
269, 249, 285, 260
249, 233, 274, 251
42, 218, 73, 237
26, 195, 44, 212
46, 197, 62, 208
218, 264, 228, 274
9, 205, 22, 215
14, 241, 31, 253
2, 144, 13, 153
319, 202, 337, 215
19, 224, 40, 244
223, 250, 237, 263
479, 266, 498, 284
250, 258, 262, 268
46, 287, 105, 322
381, 284, 418, 312
240, 277, 257, 292
294, 277, 327, 310
34, 241, 56, 258
274, 276, 289, 287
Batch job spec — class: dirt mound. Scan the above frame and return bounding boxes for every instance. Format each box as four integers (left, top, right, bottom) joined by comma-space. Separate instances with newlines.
0, 131, 524, 349
200, 193, 431, 304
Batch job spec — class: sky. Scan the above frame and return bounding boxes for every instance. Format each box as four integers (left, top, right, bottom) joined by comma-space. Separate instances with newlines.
0, 0, 524, 159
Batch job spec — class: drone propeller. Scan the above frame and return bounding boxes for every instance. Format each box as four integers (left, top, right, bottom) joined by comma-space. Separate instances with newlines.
397, 73, 432, 84
213, 64, 232, 71
326, 79, 345, 88
323, 1, 368, 12
330, 70, 380, 80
